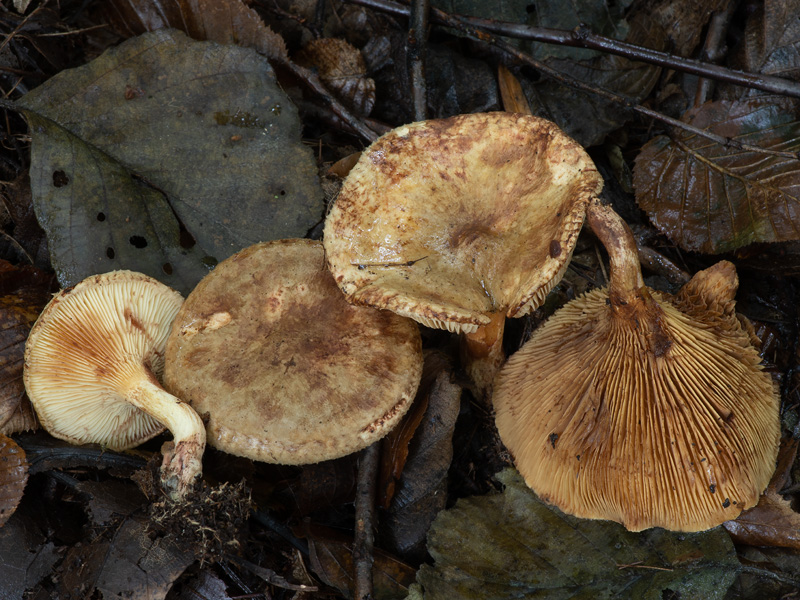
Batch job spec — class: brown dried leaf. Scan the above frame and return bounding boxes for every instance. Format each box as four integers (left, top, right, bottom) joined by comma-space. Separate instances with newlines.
634, 98, 800, 253
380, 365, 460, 563
0, 260, 55, 434
103, 0, 288, 60
306, 525, 416, 600
497, 65, 531, 115
295, 38, 376, 116
0, 434, 28, 527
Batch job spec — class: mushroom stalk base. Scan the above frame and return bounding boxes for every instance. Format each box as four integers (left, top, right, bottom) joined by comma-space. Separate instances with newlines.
124, 371, 206, 502
461, 312, 506, 396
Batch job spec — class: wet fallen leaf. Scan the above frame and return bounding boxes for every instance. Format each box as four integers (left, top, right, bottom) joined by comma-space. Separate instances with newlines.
0, 435, 28, 527
722, 438, 800, 549
414, 468, 739, 599
634, 97, 800, 253
380, 357, 460, 563
306, 524, 416, 600
18, 29, 323, 294
735, 0, 800, 92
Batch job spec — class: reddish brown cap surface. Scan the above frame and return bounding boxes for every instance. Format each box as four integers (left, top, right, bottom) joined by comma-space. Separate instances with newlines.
493, 261, 780, 532
323, 112, 603, 333
164, 239, 423, 464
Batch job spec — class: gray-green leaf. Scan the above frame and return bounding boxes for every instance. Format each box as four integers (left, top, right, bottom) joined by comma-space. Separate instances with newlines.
414, 469, 739, 600
19, 29, 323, 294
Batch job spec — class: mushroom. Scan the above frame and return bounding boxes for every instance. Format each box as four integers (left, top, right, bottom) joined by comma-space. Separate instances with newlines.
23, 271, 205, 501
163, 239, 423, 464
492, 199, 780, 532
323, 112, 603, 393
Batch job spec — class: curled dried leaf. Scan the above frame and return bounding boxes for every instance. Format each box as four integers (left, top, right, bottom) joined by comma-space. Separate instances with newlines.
295, 38, 376, 116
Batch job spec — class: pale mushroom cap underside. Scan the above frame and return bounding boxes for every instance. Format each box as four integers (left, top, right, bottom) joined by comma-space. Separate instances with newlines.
324, 112, 603, 334
493, 265, 780, 532
24, 271, 183, 450
164, 238, 423, 464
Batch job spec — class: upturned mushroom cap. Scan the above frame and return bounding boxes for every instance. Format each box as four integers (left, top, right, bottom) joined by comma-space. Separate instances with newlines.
24, 271, 181, 449
24, 271, 206, 501
323, 112, 603, 334
493, 260, 780, 532
163, 239, 423, 464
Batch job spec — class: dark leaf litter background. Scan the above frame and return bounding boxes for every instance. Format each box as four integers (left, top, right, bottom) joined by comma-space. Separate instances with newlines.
2, 0, 800, 598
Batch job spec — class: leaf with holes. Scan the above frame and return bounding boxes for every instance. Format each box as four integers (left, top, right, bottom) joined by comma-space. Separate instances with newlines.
634, 98, 800, 253
18, 29, 323, 294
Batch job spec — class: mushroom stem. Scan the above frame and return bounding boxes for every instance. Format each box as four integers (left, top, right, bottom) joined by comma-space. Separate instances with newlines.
461, 312, 506, 395
124, 369, 206, 501
585, 198, 644, 301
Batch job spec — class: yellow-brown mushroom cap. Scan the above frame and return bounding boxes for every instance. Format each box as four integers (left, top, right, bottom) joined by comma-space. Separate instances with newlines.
323, 112, 603, 333
493, 261, 780, 532
163, 239, 423, 464
24, 271, 183, 450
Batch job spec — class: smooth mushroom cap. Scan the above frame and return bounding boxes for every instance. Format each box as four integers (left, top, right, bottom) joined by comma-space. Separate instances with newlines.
24, 271, 182, 450
493, 261, 780, 532
323, 112, 603, 334
164, 238, 423, 464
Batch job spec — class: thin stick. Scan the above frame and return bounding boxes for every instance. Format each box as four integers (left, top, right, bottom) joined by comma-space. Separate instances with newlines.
693, 6, 735, 107
345, 0, 800, 99
354, 442, 380, 600
408, 0, 430, 121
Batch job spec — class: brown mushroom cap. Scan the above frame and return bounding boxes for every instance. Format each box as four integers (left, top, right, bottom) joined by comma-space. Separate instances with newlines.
323, 112, 603, 333
493, 260, 780, 532
24, 271, 182, 449
163, 238, 423, 464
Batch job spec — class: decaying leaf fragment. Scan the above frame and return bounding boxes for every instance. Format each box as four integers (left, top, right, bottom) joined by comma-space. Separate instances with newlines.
295, 38, 376, 116
0, 435, 28, 527
634, 98, 800, 253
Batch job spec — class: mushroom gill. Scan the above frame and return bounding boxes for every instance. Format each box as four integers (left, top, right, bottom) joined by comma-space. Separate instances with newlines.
493, 202, 780, 532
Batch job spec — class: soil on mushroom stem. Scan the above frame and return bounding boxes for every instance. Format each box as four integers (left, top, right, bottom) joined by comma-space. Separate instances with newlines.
133, 454, 252, 565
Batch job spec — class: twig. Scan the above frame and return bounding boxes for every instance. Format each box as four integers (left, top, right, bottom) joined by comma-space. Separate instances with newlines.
354, 442, 380, 600
344, 0, 800, 160
694, 5, 736, 107
224, 554, 319, 593
283, 61, 379, 143
408, 0, 429, 121
346, 0, 800, 99
16, 433, 147, 476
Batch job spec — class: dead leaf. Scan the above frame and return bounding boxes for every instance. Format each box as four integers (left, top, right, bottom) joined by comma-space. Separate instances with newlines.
0, 260, 54, 434
103, 0, 288, 60
72, 514, 195, 600
722, 438, 800, 549
0, 510, 60, 596
176, 570, 233, 599
634, 97, 800, 253
415, 468, 740, 600
305, 525, 416, 600
0, 435, 28, 527
295, 38, 376, 116
497, 64, 531, 115
380, 356, 460, 563
18, 29, 323, 294
737, 0, 800, 88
